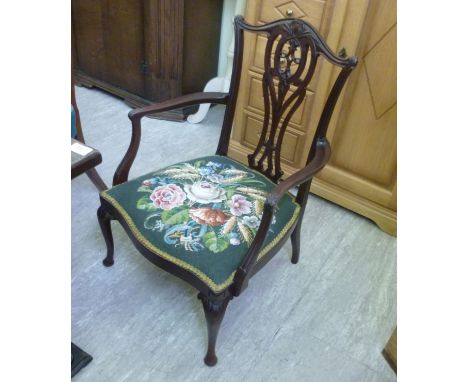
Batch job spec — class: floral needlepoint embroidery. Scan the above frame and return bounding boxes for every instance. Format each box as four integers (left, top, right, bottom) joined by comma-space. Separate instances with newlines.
150, 184, 186, 210
230, 238, 241, 245
242, 215, 260, 229
198, 166, 215, 176
190, 208, 231, 226
185, 181, 226, 204
229, 195, 252, 216
136, 159, 277, 253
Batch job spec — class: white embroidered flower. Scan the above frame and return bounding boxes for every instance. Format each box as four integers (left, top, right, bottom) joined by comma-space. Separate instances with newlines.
184, 181, 226, 204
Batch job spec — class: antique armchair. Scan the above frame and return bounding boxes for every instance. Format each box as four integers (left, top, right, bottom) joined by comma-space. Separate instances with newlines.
97, 16, 357, 366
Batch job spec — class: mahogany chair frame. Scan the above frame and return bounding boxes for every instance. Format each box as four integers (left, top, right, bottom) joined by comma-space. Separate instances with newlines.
97, 16, 357, 366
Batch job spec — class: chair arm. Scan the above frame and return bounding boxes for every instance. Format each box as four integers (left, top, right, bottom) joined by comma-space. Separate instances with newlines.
231, 138, 331, 296
266, 138, 331, 205
113, 92, 229, 186
128, 92, 229, 121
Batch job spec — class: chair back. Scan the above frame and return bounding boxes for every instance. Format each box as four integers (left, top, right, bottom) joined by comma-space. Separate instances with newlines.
217, 16, 357, 183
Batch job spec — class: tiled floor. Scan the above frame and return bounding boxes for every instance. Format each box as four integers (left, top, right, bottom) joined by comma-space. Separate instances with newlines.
72, 86, 397, 382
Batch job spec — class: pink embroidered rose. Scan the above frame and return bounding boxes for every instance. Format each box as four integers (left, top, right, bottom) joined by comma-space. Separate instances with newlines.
229, 194, 252, 216
150, 184, 186, 210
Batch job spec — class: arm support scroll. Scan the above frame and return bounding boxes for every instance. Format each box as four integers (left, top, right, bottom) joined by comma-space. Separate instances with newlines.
113, 92, 229, 186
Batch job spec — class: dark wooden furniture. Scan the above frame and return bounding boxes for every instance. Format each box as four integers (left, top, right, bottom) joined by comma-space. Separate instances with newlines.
97, 16, 357, 366
72, 68, 107, 191
71, 138, 103, 179
72, 0, 222, 121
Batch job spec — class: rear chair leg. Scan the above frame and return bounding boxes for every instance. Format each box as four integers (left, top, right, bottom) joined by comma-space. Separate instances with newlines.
97, 206, 114, 267
198, 293, 232, 366
291, 227, 300, 264
291, 219, 303, 264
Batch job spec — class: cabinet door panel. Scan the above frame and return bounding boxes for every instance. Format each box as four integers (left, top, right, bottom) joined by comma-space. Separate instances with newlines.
72, 0, 106, 80
100, 0, 145, 96
72, 0, 145, 97
258, 0, 326, 28
324, 0, 397, 205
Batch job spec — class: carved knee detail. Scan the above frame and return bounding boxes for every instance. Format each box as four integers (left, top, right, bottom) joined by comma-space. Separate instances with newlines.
198, 292, 232, 366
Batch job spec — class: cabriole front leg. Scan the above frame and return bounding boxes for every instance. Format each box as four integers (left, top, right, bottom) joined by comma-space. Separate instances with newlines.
198, 293, 232, 366
97, 206, 114, 267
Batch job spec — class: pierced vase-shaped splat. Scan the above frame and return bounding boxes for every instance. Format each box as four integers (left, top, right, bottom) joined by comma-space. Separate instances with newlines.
248, 22, 319, 182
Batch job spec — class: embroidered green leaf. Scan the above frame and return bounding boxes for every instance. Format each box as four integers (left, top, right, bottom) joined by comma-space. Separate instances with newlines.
136, 196, 157, 211
202, 231, 229, 253
161, 206, 190, 225
137, 186, 153, 193
225, 187, 238, 199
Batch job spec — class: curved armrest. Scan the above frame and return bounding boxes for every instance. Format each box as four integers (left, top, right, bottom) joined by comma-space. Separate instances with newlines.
231, 138, 331, 296
266, 138, 331, 205
129, 92, 229, 121
113, 92, 229, 186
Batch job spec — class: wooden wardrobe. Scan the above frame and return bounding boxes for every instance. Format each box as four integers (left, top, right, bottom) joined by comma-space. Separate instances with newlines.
229, 0, 397, 235
72, 0, 223, 120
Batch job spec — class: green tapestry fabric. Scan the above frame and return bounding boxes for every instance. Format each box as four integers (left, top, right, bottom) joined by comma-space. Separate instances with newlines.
101, 155, 300, 293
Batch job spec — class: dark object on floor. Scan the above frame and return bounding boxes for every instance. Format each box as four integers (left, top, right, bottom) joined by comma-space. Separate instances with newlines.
71, 342, 93, 378
97, 16, 357, 366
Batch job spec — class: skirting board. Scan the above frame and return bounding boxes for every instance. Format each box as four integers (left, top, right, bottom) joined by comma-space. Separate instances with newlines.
74, 70, 186, 122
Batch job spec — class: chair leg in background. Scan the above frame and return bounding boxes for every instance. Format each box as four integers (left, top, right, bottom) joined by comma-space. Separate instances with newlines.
97, 206, 114, 267
198, 293, 232, 366
86, 168, 108, 192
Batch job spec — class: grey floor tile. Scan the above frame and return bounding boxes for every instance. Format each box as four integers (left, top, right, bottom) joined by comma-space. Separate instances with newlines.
244, 326, 392, 382
278, 214, 397, 381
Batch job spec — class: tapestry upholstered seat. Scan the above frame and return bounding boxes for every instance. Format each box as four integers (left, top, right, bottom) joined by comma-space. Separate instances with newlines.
100, 155, 300, 293
97, 16, 357, 366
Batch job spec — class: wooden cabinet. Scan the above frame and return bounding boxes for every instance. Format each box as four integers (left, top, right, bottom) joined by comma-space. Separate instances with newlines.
229, 0, 397, 235
72, 0, 223, 120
